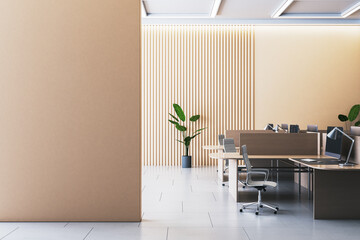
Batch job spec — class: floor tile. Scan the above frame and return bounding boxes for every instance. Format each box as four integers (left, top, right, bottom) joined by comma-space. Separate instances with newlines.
140, 213, 212, 228
168, 227, 249, 240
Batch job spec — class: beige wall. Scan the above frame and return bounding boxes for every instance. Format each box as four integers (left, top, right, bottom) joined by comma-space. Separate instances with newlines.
255, 26, 360, 131
0, 0, 140, 221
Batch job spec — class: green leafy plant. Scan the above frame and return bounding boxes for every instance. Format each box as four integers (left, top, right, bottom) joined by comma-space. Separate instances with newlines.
338, 104, 360, 126
169, 104, 206, 156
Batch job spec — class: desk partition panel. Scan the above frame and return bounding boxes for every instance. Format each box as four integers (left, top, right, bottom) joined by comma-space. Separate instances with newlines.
225, 130, 270, 147
238, 132, 319, 155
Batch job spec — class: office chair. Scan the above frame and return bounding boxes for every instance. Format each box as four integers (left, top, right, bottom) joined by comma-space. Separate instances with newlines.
221, 138, 235, 185
350, 126, 360, 136
281, 124, 288, 132
264, 123, 274, 131
290, 124, 300, 133
223, 138, 236, 153
218, 134, 225, 145
223, 139, 247, 187
307, 125, 318, 132
239, 145, 279, 215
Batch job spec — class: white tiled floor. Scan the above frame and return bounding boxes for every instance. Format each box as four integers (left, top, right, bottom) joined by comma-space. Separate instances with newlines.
1, 166, 360, 239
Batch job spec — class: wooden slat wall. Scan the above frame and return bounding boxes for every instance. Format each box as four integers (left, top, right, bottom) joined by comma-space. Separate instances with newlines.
141, 25, 255, 166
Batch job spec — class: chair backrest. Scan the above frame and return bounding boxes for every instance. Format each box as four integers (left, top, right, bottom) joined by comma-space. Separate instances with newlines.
350, 126, 360, 136
223, 138, 236, 153
218, 134, 225, 145
290, 124, 300, 133
241, 145, 252, 172
264, 123, 274, 130
281, 124, 288, 131
307, 124, 318, 132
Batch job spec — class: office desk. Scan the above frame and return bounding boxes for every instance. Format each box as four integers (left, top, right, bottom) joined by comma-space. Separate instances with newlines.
202, 145, 240, 151
209, 153, 360, 219
202, 145, 240, 183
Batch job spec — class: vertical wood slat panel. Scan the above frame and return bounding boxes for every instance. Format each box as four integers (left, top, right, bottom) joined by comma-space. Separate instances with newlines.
141, 25, 255, 166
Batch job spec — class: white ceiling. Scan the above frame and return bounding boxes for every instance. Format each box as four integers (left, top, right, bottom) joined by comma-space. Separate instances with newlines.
143, 0, 214, 14
142, 0, 360, 24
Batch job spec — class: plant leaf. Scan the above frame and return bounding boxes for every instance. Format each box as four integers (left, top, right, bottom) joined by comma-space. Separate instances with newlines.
168, 120, 179, 126
184, 136, 191, 146
184, 136, 191, 142
190, 115, 200, 122
348, 104, 360, 122
190, 133, 200, 139
355, 121, 360, 126
176, 139, 185, 144
175, 125, 187, 132
195, 127, 207, 133
169, 113, 179, 122
173, 104, 185, 121
338, 114, 348, 122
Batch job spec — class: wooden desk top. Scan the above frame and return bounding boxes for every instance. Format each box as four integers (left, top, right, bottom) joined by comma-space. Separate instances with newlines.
209, 152, 360, 171
202, 145, 240, 150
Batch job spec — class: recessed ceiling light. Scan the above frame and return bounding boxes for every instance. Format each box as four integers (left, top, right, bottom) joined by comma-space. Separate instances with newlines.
141, 0, 222, 18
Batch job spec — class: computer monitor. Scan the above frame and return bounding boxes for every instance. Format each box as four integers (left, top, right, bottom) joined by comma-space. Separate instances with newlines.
325, 126, 343, 159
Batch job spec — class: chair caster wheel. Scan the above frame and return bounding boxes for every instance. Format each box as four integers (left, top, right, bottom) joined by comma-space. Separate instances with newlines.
242, 186, 245, 189
274, 211, 277, 214
222, 183, 225, 186
223, 171, 225, 173
240, 209, 243, 212
260, 205, 263, 208
255, 212, 259, 215
276, 207, 279, 210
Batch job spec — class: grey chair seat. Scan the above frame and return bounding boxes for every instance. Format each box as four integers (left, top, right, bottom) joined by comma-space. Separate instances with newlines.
248, 181, 277, 188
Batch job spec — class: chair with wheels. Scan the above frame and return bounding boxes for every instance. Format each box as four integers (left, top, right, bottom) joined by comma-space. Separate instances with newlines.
307, 124, 318, 132
239, 145, 279, 215
221, 138, 235, 186
218, 134, 225, 146
216, 134, 227, 173
223, 139, 246, 187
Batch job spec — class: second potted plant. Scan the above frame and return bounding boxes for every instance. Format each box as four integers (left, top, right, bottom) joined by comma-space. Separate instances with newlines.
338, 104, 360, 130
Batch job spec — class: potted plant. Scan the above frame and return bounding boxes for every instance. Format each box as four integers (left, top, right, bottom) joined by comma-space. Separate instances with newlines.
338, 104, 360, 130
168, 104, 206, 168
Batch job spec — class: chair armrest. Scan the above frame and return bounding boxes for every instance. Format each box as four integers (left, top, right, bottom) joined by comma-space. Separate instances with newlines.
246, 171, 267, 184
251, 168, 269, 180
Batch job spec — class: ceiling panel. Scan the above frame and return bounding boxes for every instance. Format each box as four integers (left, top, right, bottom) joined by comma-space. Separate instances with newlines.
217, 0, 284, 18
285, 0, 356, 14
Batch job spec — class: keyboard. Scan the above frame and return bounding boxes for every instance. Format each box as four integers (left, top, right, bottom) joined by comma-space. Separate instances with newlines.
297, 158, 341, 165
301, 158, 317, 162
